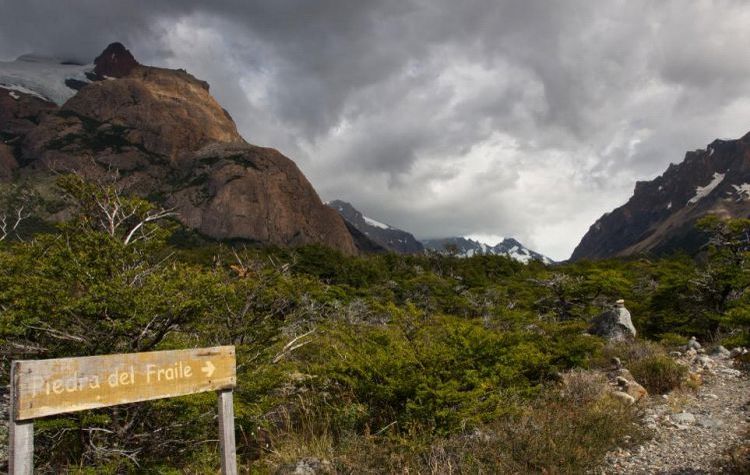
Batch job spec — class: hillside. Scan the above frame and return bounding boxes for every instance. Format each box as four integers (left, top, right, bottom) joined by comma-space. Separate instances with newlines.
572, 132, 750, 260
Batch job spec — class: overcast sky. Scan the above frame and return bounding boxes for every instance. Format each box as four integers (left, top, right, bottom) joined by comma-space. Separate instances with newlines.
3, 0, 750, 260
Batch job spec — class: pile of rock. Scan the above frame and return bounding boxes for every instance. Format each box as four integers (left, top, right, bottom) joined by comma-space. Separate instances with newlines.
670, 337, 747, 378
595, 337, 750, 474
607, 357, 648, 405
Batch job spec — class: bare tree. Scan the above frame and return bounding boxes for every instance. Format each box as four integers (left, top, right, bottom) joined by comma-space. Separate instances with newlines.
0, 184, 35, 242
0, 204, 30, 241
57, 173, 176, 245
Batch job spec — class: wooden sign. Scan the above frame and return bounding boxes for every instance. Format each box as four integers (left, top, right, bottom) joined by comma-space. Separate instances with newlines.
9, 346, 237, 475
12, 346, 236, 420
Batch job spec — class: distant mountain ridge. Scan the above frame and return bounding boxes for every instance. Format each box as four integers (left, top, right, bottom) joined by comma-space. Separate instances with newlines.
422, 236, 553, 263
327, 200, 423, 254
572, 131, 750, 260
329, 200, 552, 263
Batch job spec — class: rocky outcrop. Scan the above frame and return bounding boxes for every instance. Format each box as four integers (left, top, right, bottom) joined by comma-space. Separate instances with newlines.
5, 43, 357, 254
93, 42, 139, 78
589, 300, 637, 341
25, 64, 242, 163
572, 132, 750, 260
168, 143, 357, 251
0, 86, 57, 141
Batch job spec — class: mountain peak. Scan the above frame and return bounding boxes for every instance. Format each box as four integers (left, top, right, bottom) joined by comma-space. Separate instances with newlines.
329, 200, 423, 254
94, 42, 139, 78
1, 44, 357, 255
572, 130, 750, 260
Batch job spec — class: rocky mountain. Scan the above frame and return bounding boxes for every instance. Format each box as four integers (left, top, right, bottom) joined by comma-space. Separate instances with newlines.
328, 200, 423, 254
0, 43, 356, 254
572, 131, 750, 260
423, 236, 553, 264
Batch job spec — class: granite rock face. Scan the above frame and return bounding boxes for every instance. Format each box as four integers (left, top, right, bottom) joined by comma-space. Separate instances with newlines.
3, 43, 357, 254
168, 143, 357, 251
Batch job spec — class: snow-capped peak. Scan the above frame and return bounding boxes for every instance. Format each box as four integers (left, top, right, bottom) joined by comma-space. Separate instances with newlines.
422, 236, 553, 264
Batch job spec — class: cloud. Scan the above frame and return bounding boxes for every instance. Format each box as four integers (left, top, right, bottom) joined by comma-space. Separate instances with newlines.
2, 0, 750, 260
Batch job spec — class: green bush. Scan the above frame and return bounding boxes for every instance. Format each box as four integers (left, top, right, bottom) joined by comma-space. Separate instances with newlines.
599, 339, 664, 368
7, 182, 750, 472
629, 355, 687, 394
658, 332, 689, 348
325, 390, 644, 474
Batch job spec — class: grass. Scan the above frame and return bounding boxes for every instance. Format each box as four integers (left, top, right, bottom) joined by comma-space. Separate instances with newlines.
248, 376, 645, 474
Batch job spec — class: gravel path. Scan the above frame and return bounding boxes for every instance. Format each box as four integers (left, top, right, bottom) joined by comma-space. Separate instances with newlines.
594, 353, 750, 474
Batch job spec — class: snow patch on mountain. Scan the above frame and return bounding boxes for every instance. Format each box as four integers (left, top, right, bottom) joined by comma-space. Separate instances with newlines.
363, 215, 391, 230
688, 172, 725, 204
732, 183, 750, 201
0, 54, 93, 104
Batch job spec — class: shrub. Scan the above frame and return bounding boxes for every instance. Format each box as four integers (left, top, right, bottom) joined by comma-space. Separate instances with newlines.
326, 390, 644, 474
629, 355, 687, 394
726, 427, 750, 474
658, 332, 689, 349
559, 369, 608, 405
599, 339, 664, 368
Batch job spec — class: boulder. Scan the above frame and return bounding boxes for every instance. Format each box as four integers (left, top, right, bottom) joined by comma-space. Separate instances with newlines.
611, 391, 636, 405
276, 458, 333, 475
589, 299, 636, 341
616, 375, 648, 402
687, 336, 702, 350
695, 355, 715, 370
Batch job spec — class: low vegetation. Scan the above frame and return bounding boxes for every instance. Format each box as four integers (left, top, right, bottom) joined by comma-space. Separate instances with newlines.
1, 177, 749, 472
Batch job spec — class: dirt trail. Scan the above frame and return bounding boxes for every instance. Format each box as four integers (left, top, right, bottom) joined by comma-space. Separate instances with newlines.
594, 353, 750, 474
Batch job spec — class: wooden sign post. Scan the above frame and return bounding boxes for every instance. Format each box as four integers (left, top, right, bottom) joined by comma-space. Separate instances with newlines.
8, 346, 237, 474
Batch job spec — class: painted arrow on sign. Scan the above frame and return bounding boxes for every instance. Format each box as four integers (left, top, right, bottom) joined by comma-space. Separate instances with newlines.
202, 360, 216, 377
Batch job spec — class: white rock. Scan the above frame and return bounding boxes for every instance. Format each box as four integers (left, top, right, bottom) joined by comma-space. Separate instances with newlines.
671, 412, 696, 424
710, 345, 731, 358
687, 336, 702, 350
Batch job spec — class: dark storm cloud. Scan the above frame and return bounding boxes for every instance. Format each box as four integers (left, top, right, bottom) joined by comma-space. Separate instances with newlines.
3, 0, 750, 259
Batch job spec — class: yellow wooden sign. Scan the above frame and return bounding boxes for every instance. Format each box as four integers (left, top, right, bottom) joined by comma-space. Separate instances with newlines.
11, 346, 236, 420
